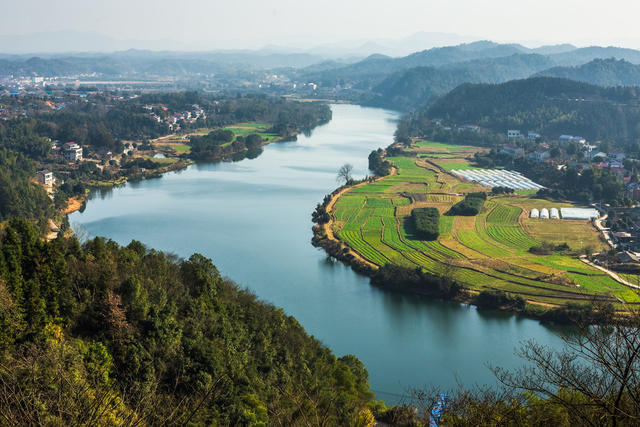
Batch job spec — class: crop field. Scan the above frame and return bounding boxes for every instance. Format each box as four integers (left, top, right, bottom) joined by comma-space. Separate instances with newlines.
413, 140, 476, 151
329, 139, 639, 307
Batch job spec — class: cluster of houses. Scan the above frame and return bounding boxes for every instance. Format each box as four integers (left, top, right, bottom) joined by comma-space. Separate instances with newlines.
506, 130, 541, 140
500, 130, 640, 202
432, 119, 481, 133
145, 104, 206, 131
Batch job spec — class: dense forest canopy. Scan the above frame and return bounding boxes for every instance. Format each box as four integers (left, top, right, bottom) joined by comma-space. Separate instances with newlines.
0, 219, 376, 425
0, 149, 53, 231
369, 54, 556, 110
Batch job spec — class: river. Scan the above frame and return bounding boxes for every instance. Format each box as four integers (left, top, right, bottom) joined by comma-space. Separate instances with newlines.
70, 104, 566, 403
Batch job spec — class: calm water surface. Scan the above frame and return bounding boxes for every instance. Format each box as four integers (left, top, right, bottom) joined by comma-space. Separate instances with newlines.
71, 104, 566, 402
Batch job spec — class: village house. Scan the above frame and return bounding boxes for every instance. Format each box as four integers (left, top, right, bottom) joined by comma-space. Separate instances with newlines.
36, 170, 53, 186
527, 150, 550, 162
527, 132, 541, 140
97, 148, 113, 160
626, 182, 640, 201
559, 135, 586, 145
608, 150, 626, 162
63, 142, 83, 161
507, 130, 522, 139
501, 144, 525, 157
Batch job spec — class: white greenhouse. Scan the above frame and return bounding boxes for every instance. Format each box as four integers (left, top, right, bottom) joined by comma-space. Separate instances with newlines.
560, 208, 600, 220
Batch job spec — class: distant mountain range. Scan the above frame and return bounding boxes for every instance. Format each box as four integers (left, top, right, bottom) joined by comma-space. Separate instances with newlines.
320, 41, 640, 110
535, 58, 640, 87
0, 49, 336, 76
6, 35, 640, 115
0, 30, 480, 57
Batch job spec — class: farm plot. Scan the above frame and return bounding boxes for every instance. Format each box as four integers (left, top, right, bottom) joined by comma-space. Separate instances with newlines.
337, 230, 389, 266
329, 139, 639, 306
487, 225, 538, 251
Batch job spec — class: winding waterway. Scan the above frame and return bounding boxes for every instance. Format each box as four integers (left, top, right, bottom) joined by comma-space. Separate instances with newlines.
71, 104, 567, 403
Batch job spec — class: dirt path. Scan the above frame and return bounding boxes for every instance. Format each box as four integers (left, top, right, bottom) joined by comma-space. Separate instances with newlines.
579, 256, 640, 290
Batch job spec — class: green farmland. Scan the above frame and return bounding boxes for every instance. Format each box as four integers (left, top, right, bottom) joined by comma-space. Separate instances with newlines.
330, 140, 638, 308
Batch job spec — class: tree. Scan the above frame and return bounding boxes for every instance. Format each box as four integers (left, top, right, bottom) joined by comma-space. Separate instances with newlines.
490, 307, 640, 426
337, 163, 354, 185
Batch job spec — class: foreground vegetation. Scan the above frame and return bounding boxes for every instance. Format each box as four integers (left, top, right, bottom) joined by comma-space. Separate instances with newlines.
0, 219, 378, 425
320, 139, 638, 315
393, 307, 640, 426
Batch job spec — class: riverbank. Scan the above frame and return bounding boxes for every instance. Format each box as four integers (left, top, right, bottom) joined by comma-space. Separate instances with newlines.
61, 158, 194, 216
60, 120, 324, 219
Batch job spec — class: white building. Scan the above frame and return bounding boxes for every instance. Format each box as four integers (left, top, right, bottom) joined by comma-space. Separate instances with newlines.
550, 208, 559, 219
36, 170, 53, 186
507, 130, 522, 139
540, 208, 549, 219
530, 208, 540, 218
63, 142, 83, 161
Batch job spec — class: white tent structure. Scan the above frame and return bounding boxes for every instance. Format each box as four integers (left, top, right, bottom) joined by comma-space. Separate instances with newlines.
540, 208, 549, 219
549, 208, 559, 219
560, 208, 600, 220
530, 208, 539, 218
450, 169, 544, 190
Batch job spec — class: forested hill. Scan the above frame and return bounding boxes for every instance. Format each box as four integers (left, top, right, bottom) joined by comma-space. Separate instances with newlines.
426, 77, 640, 143
369, 54, 555, 110
0, 219, 376, 425
535, 58, 640, 87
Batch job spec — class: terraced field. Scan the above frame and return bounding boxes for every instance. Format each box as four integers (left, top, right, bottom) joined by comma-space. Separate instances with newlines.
330, 140, 637, 307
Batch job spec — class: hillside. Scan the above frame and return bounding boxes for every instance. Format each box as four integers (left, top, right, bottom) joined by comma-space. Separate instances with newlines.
548, 46, 640, 66
535, 58, 640, 87
0, 219, 376, 424
425, 77, 640, 143
371, 54, 555, 110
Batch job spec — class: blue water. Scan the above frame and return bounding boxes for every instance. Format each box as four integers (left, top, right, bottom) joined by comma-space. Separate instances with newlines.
71, 104, 566, 403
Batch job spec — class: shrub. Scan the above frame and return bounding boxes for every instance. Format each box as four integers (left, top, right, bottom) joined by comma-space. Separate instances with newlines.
449, 192, 486, 216
412, 207, 440, 240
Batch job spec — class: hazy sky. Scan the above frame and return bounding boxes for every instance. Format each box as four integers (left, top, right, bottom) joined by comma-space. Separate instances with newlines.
2, 0, 640, 49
